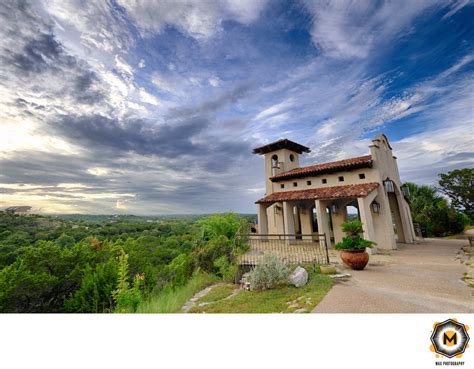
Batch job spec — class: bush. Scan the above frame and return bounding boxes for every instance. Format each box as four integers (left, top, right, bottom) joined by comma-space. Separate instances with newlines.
213, 255, 238, 283
335, 220, 376, 250
112, 249, 143, 313
247, 253, 289, 291
168, 254, 193, 287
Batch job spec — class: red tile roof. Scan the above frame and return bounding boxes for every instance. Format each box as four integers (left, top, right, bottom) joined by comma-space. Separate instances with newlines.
256, 182, 379, 204
270, 155, 373, 181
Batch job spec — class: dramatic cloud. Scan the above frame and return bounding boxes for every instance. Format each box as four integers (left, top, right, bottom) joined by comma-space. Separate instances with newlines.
117, 0, 269, 39
0, 0, 472, 214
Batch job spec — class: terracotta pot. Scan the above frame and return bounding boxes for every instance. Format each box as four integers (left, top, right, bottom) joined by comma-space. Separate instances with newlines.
340, 249, 369, 270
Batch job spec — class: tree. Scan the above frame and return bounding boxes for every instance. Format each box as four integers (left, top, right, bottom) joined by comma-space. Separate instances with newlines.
438, 168, 474, 220
404, 182, 469, 236
55, 233, 76, 248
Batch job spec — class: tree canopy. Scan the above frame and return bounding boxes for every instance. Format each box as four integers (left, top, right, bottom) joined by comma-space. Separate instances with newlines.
438, 168, 474, 219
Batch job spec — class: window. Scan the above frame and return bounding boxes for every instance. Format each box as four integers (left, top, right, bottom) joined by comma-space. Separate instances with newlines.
359, 173, 366, 179
289, 154, 295, 162
322, 178, 327, 184
280, 184, 285, 189
338, 176, 344, 182
293, 182, 298, 187
307, 180, 312, 186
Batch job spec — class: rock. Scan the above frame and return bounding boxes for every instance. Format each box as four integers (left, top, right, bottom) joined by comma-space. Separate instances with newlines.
330, 273, 351, 279
240, 273, 252, 290
289, 266, 308, 287
293, 308, 306, 313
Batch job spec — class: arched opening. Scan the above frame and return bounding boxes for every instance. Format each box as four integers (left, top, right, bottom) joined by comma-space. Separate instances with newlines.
345, 201, 360, 221
271, 154, 279, 168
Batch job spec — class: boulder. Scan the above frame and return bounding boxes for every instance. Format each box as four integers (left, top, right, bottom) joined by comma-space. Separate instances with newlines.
289, 266, 308, 287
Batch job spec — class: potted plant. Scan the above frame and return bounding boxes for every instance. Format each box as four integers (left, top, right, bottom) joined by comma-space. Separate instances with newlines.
334, 220, 375, 270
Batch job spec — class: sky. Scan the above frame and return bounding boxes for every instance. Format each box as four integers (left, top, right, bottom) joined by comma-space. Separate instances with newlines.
0, 0, 473, 215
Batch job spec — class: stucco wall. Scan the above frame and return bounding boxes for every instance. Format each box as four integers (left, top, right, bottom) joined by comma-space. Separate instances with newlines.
256, 134, 416, 249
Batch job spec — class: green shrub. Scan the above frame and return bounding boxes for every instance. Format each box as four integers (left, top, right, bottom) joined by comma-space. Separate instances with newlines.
63, 261, 118, 313
168, 254, 193, 286
335, 220, 376, 250
247, 253, 289, 291
112, 249, 143, 313
213, 255, 238, 283
193, 235, 231, 273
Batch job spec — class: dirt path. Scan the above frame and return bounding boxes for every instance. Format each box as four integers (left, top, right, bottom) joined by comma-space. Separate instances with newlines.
312, 239, 473, 313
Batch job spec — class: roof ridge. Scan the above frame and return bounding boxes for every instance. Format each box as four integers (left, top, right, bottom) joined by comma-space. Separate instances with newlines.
270, 154, 373, 181
287, 154, 372, 172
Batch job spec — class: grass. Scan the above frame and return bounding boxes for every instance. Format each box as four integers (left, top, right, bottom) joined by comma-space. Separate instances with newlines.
136, 272, 220, 313
198, 284, 236, 303
189, 267, 332, 313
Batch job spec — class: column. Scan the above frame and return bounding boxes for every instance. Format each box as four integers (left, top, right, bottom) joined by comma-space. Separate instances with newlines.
257, 203, 269, 239
282, 201, 295, 240
331, 200, 348, 244
299, 205, 313, 240
315, 200, 331, 248
357, 196, 376, 245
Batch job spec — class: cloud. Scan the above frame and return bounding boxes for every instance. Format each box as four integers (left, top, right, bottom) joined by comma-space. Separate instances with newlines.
302, 0, 442, 59
0, 0, 472, 215
442, 0, 472, 20
116, 0, 268, 39
139, 88, 161, 106
44, 0, 132, 53
254, 98, 294, 121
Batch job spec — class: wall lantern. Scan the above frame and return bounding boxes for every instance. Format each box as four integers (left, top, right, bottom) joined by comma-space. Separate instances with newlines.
331, 204, 338, 214
274, 205, 282, 214
383, 178, 395, 193
400, 184, 410, 198
371, 201, 381, 213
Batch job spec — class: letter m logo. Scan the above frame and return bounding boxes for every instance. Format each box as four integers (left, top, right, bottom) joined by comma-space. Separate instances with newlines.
443, 332, 457, 345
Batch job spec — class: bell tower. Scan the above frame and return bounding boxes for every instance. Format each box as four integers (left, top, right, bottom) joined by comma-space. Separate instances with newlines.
253, 139, 311, 195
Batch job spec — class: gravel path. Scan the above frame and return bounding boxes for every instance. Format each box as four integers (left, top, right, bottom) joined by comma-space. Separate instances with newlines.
312, 238, 473, 313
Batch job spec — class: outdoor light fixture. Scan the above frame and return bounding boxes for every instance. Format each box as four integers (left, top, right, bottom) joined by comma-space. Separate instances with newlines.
371, 201, 380, 213
383, 178, 395, 193
331, 204, 338, 214
401, 184, 410, 198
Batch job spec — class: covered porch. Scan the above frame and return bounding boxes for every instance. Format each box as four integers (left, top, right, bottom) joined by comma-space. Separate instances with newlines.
256, 183, 381, 249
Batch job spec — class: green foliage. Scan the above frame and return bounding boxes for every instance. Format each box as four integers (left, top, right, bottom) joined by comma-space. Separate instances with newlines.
341, 219, 364, 238
63, 261, 118, 313
0, 212, 252, 313
247, 253, 290, 291
213, 256, 238, 283
405, 182, 470, 236
167, 254, 193, 286
112, 249, 143, 313
334, 220, 375, 250
55, 233, 76, 248
438, 168, 474, 220
193, 235, 231, 273
334, 237, 375, 250
198, 212, 242, 240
